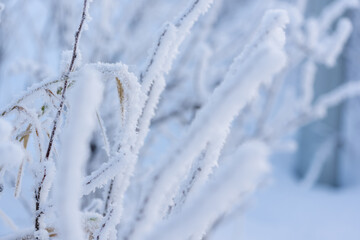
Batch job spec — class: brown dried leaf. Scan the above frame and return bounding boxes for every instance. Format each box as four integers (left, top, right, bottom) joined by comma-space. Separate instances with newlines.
116, 77, 125, 120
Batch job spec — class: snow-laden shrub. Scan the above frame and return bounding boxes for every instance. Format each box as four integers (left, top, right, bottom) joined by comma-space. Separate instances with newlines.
0, 0, 359, 239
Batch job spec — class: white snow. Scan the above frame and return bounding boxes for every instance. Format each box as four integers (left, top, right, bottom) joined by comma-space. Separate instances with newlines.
55, 67, 104, 240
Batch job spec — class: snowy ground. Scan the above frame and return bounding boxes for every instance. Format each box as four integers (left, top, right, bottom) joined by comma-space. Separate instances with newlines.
211, 156, 360, 240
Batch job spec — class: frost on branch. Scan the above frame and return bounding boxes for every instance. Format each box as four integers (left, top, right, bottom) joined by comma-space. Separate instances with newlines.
148, 141, 270, 240
83, 63, 144, 195
1, 0, 360, 239
314, 18, 353, 67
88, 63, 144, 240
121, 9, 288, 240
137, 0, 215, 151
313, 81, 360, 118
56, 67, 104, 240
170, 131, 228, 214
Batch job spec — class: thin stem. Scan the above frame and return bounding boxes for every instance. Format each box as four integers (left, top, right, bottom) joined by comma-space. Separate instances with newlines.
1, 79, 63, 117
34, 0, 90, 233
45, 0, 88, 160
103, 180, 114, 216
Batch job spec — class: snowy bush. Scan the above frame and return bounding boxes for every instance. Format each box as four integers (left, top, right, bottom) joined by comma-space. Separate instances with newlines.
0, 0, 359, 239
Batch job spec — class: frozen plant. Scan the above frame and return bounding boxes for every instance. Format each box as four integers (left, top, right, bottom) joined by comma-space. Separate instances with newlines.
0, 0, 359, 239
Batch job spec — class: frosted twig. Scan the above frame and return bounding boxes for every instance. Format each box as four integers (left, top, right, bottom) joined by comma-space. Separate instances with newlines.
55, 67, 103, 240
96, 111, 110, 157
136, 0, 215, 150
147, 141, 270, 240
0, 78, 63, 117
263, 81, 360, 143
83, 0, 215, 195
169, 131, 228, 214
318, 0, 359, 32
122, 10, 288, 240
44, 0, 89, 161
301, 137, 336, 189
35, 0, 91, 233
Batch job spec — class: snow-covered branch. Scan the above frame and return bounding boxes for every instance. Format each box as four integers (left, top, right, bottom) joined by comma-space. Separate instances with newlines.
147, 141, 270, 240
1, 0, 359, 239
122, 10, 288, 240
55, 67, 103, 240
